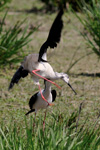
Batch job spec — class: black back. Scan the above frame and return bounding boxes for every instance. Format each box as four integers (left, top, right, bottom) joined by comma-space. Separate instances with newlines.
38, 9, 63, 62
8, 66, 28, 90
51, 90, 57, 102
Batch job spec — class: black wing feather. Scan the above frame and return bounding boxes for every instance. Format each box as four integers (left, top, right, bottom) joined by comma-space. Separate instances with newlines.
29, 92, 38, 110
25, 92, 38, 115
25, 109, 35, 115
38, 9, 63, 62
8, 66, 28, 90
51, 90, 57, 102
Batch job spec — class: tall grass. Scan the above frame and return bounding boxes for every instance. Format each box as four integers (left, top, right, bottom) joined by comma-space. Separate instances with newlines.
0, 0, 12, 10
76, 0, 100, 58
0, 12, 38, 65
67, 0, 100, 72
39, 0, 92, 11
0, 112, 100, 150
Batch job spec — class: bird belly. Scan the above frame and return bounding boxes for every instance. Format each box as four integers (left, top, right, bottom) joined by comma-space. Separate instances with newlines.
28, 61, 56, 85
37, 62, 56, 79
33, 93, 52, 110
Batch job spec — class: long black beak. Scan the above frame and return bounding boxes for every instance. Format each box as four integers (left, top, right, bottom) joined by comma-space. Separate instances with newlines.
67, 83, 77, 95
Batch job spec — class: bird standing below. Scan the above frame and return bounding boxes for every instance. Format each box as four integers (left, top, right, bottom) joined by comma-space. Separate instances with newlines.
25, 80, 57, 131
8, 9, 76, 106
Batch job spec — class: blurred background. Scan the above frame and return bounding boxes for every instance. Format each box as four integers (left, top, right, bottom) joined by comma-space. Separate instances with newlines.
0, 0, 100, 149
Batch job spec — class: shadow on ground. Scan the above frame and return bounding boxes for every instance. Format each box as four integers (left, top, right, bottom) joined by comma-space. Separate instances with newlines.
69, 72, 100, 78
10, 6, 58, 14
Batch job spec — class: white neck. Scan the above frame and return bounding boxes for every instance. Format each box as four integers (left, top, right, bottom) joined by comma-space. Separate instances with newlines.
42, 81, 51, 98
44, 81, 51, 91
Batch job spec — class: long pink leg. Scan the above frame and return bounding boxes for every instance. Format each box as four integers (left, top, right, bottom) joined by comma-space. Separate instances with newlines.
43, 110, 47, 132
38, 84, 54, 106
33, 112, 36, 132
32, 69, 61, 89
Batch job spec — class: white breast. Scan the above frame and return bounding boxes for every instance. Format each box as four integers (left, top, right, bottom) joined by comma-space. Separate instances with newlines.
32, 90, 52, 111
37, 62, 56, 78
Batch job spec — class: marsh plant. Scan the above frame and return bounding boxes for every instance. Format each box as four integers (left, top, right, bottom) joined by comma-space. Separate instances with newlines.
67, 0, 100, 72
0, 13, 38, 66
0, 113, 100, 150
76, 0, 100, 58
39, 0, 92, 11
0, 0, 12, 10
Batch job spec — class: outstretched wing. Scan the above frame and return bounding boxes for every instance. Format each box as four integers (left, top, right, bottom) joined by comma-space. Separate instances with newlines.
38, 9, 63, 62
8, 66, 28, 90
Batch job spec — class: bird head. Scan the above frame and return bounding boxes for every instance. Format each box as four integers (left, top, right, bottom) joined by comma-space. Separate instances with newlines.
62, 73, 77, 95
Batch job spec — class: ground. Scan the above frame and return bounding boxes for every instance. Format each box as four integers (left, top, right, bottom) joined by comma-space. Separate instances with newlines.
0, 0, 100, 131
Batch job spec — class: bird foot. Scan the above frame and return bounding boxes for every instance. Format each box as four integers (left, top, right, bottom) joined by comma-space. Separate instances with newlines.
48, 103, 55, 106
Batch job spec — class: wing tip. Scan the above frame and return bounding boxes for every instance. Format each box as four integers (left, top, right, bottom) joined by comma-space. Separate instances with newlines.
8, 83, 14, 90
38, 8, 64, 62
25, 109, 35, 115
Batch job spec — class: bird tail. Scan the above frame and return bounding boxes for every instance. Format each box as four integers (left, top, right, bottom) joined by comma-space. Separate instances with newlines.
25, 109, 35, 115
8, 66, 28, 90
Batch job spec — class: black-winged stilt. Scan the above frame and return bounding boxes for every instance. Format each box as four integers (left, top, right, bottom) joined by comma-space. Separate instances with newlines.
8, 9, 76, 105
25, 80, 57, 131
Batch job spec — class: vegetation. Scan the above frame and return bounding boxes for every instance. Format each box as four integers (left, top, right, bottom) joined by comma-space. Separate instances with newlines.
76, 0, 100, 58
1, 113, 100, 150
0, 0, 12, 10
0, 13, 38, 65
0, 0, 100, 149
39, 0, 93, 11
67, 0, 100, 72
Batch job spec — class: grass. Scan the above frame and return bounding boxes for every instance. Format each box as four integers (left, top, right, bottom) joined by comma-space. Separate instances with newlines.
0, 12, 38, 65
1, 0, 100, 149
0, 0, 12, 11
1, 113, 100, 150
74, 0, 100, 59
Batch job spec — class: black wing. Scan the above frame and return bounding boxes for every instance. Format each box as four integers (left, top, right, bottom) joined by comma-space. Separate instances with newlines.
51, 90, 57, 102
25, 109, 35, 115
29, 92, 38, 110
8, 66, 28, 90
38, 9, 63, 62
25, 92, 38, 115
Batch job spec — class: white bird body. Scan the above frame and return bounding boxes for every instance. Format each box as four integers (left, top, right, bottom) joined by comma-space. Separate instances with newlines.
9, 9, 64, 90
26, 81, 57, 114
25, 80, 57, 131
21, 53, 64, 85
9, 9, 77, 106
22, 54, 54, 75
33, 87, 52, 111
34, 81, 52, 111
